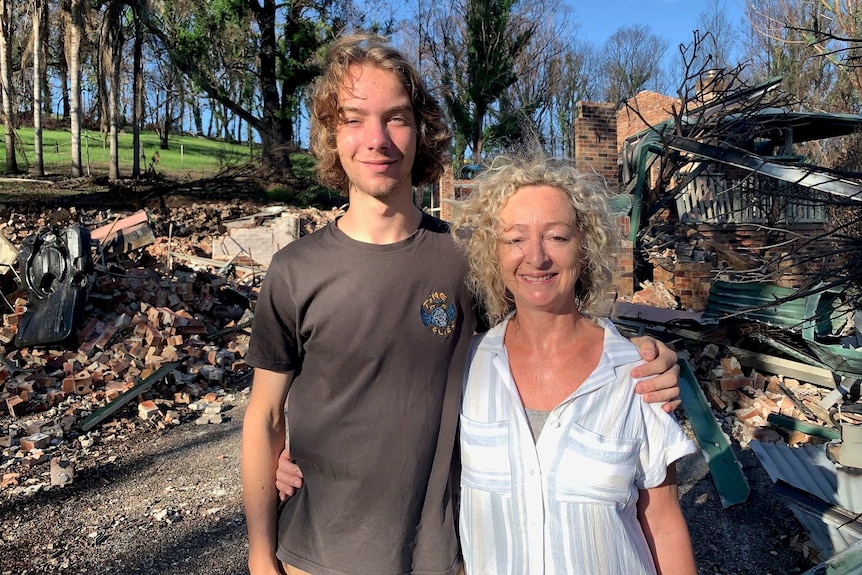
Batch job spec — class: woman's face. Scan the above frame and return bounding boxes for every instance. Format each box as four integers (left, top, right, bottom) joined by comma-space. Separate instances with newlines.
497, 185, 582, 315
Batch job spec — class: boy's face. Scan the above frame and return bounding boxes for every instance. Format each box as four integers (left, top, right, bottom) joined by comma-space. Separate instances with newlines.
335, 64, 418, 200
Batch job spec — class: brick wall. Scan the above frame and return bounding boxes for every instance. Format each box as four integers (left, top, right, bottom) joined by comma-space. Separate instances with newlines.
650, 259, 675, 285
611, 215, 634, 300
673, 261, 713, 311
613, 239, 635, 301
615, 91, 680, 150
693, 223, 832, 288
574, 102, 618, 187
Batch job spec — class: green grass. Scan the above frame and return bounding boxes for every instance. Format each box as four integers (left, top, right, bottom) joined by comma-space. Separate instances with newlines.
0, 126, 350, 208
0, 126, 259, 178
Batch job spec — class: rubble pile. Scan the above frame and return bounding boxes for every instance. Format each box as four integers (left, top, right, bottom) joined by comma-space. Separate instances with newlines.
630, 280, 679, 308
686, 342, 859, 449
0, 201, 339, 496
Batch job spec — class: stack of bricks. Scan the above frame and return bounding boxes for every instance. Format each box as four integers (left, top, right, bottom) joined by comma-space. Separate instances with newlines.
574, 102, 618, 188
674, 261, 713, 311
695, 347, 840, 447
650, 258, 675, 285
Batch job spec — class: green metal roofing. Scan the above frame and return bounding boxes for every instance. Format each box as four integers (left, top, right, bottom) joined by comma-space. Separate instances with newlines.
803, 287, 862, 379
702, 281, 811, 331
702, 281, 862, 377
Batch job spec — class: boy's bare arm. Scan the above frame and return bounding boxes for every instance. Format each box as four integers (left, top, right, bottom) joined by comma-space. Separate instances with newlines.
242, 368, 294, 574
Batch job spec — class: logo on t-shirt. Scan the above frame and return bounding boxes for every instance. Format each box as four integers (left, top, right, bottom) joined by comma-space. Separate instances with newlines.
420, 291, 457, 336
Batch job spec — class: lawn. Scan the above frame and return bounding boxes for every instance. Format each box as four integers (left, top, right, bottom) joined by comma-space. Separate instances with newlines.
0, 126, 345, 208
0, 127, 259, 178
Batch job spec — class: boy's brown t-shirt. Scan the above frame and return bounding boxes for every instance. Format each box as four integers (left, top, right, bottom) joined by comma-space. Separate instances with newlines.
247, 213, 476, 575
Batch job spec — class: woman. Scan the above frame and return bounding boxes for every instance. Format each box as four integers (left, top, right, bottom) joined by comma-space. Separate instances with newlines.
453, 155, 697, 575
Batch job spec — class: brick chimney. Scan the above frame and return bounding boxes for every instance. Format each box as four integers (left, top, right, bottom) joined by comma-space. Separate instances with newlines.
574, 102, 618, 189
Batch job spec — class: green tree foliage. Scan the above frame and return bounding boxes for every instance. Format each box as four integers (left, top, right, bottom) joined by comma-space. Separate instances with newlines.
425, 0, 536, 162
148, 0, 351, 180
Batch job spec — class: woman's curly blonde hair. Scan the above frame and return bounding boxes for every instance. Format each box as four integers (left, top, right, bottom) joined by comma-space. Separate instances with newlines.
452, 154, 621, 326
309, 33, 451, 194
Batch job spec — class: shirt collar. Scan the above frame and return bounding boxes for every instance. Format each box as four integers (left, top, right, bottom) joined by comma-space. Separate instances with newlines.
477, 314, 642, 370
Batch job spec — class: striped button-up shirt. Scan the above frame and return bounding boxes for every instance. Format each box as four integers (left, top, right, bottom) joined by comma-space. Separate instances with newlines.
459, 317, 696, 575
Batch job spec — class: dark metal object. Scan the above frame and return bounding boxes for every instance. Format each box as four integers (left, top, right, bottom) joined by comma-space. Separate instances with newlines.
15, 225, 93, 347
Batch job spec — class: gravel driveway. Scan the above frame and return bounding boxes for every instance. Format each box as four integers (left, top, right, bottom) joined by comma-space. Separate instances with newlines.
1, 389, 250, 575
2, 387, 813, 575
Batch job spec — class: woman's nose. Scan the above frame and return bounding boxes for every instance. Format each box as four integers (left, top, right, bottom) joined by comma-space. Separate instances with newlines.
524, 240, 549, 267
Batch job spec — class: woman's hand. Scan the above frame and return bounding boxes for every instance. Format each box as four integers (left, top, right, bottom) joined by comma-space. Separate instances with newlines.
275, 449, 304, 501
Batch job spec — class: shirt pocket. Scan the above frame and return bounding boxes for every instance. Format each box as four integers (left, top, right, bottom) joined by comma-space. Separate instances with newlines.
554, 420, 640, 507
459, 414, 512, 495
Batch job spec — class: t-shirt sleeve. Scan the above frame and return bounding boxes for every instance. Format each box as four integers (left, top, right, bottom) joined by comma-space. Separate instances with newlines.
245, 260, 302, 373
635, 398, 698, 490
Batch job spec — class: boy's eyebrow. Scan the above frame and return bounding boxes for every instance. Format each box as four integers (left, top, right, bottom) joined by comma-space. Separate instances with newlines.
337, 104, 414, 116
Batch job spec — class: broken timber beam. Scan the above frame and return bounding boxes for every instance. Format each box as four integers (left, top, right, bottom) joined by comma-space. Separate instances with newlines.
169, 252, 267, 274
727, 345, 837, 389
685, 229, 754, 271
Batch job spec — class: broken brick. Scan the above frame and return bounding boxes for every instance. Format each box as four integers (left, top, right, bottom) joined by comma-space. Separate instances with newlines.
50, 458, 75, 487
19, 433, 50, 451
138, 400, 161, 420
5, 395, 24, 417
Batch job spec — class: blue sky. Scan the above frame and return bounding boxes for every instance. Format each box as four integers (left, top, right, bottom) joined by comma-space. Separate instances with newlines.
572, 0, 747, 62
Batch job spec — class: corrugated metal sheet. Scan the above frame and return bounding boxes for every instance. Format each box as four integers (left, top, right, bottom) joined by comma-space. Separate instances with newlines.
749, 441, 862, 558
702, 281, 810, 330
703, 282, 862, 377
666, 136, 862, 200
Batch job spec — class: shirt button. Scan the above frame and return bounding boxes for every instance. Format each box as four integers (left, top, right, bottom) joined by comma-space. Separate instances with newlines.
529, 469, 535, 475
550, 420, 561, 428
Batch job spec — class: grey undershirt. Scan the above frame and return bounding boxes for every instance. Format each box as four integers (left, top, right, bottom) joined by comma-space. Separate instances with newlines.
525, 407, 552, 443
